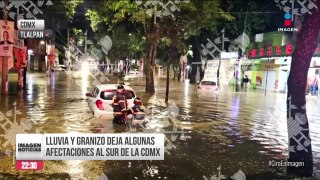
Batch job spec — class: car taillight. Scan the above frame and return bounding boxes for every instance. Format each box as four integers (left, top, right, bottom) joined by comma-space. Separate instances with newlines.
96, 100, 104, 110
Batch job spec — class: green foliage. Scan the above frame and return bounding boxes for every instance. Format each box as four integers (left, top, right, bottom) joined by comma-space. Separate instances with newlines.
108, 26, 131, 60
85, 0, 236, 65
70, 28, 84, 46
131, 64, 139, 70
53, 0, 83, 20
85, 0, 147, 32
86, 9, 101, 32
174, 0, 235, 39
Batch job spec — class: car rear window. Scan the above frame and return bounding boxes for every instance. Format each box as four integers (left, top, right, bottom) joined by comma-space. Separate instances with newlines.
100, 90, 135, 100
201, 81, 216, 85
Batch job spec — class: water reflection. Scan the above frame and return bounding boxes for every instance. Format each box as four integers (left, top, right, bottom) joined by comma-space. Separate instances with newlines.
230, 96, 240, 118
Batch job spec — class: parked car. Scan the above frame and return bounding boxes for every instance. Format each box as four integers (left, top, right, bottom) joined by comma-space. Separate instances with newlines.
86, 84, 136, 119
197, 80, 219, 92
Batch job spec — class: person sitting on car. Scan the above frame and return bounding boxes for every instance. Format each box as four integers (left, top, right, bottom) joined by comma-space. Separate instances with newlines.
112, 85, 127, 125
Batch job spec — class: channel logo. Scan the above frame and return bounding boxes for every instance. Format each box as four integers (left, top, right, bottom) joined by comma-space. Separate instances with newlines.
284, 12, 292, 27
278, 12, 298, 32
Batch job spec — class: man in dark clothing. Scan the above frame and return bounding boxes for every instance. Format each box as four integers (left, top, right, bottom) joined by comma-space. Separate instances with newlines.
127, 97, 147, 128
128, 97, 145, 120
242, 75, 250, 88
112, 85, 127, 124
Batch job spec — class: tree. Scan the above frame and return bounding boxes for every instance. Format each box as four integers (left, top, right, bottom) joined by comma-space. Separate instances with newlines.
223, 0, 273, 39
286, 1, 320, 177
85, 1, 234, 92
70, 28, 84, 47
52, 0, 84, 20
175, 1, 234, 83
86, 0, 159, 93
161, 18, 184, 103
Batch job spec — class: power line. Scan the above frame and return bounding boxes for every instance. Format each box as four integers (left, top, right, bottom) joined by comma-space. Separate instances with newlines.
244, 2, 275, 29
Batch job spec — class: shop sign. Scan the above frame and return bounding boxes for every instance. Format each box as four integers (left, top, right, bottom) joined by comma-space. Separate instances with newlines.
246, 44, 320, 59
260, 62, 278, 70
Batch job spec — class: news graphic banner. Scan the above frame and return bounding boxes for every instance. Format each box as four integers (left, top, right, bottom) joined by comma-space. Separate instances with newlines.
17, 19, 52, 39
16, 134, 165, 170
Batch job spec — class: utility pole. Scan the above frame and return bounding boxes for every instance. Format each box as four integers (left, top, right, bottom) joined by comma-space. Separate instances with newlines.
1, 0, 9, 95
84, 30, 87, 53
217, 28, 225, 86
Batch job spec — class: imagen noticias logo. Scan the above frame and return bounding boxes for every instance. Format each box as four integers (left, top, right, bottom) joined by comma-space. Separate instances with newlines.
278, 11, 298, 31
275, 0, 319, 32
284, 12, 293, 27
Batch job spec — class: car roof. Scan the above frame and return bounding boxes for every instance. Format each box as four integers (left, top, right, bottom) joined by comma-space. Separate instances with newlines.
95, 84, 134, 91
201, 80, 217, 82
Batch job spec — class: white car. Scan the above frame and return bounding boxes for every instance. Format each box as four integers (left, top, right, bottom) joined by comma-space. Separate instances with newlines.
197, 80, 219, 92
86, 84, 136, 119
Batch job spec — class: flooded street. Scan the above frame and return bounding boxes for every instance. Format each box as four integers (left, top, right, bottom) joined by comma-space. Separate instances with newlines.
1, 71, 320, 179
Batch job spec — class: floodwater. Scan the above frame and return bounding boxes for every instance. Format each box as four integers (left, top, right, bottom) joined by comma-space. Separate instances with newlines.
0, 71, 320, 179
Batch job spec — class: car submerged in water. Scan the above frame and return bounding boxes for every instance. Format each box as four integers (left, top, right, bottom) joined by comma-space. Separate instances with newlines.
86, 84, 136, 119
197, 80, 219, 93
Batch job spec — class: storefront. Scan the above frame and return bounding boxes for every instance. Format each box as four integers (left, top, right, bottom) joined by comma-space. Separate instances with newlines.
248, 59, 279, 91
274, 57, 290, 93
241, 58, 253, 83
246, 44, 320, 93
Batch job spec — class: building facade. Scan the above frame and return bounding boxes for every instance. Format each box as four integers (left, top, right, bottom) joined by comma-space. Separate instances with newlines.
246, 31, 320, 93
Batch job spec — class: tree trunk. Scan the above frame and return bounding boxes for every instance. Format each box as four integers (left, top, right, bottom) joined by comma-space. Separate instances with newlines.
166, 45, 176, 103
165, 58, 170, 103
286, 3, 320, 177
177, 65, 182, 81
145, 25, 158, 94
172, 65, 176, 80
145, 42, 155, 94
190, 37, 201, 84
